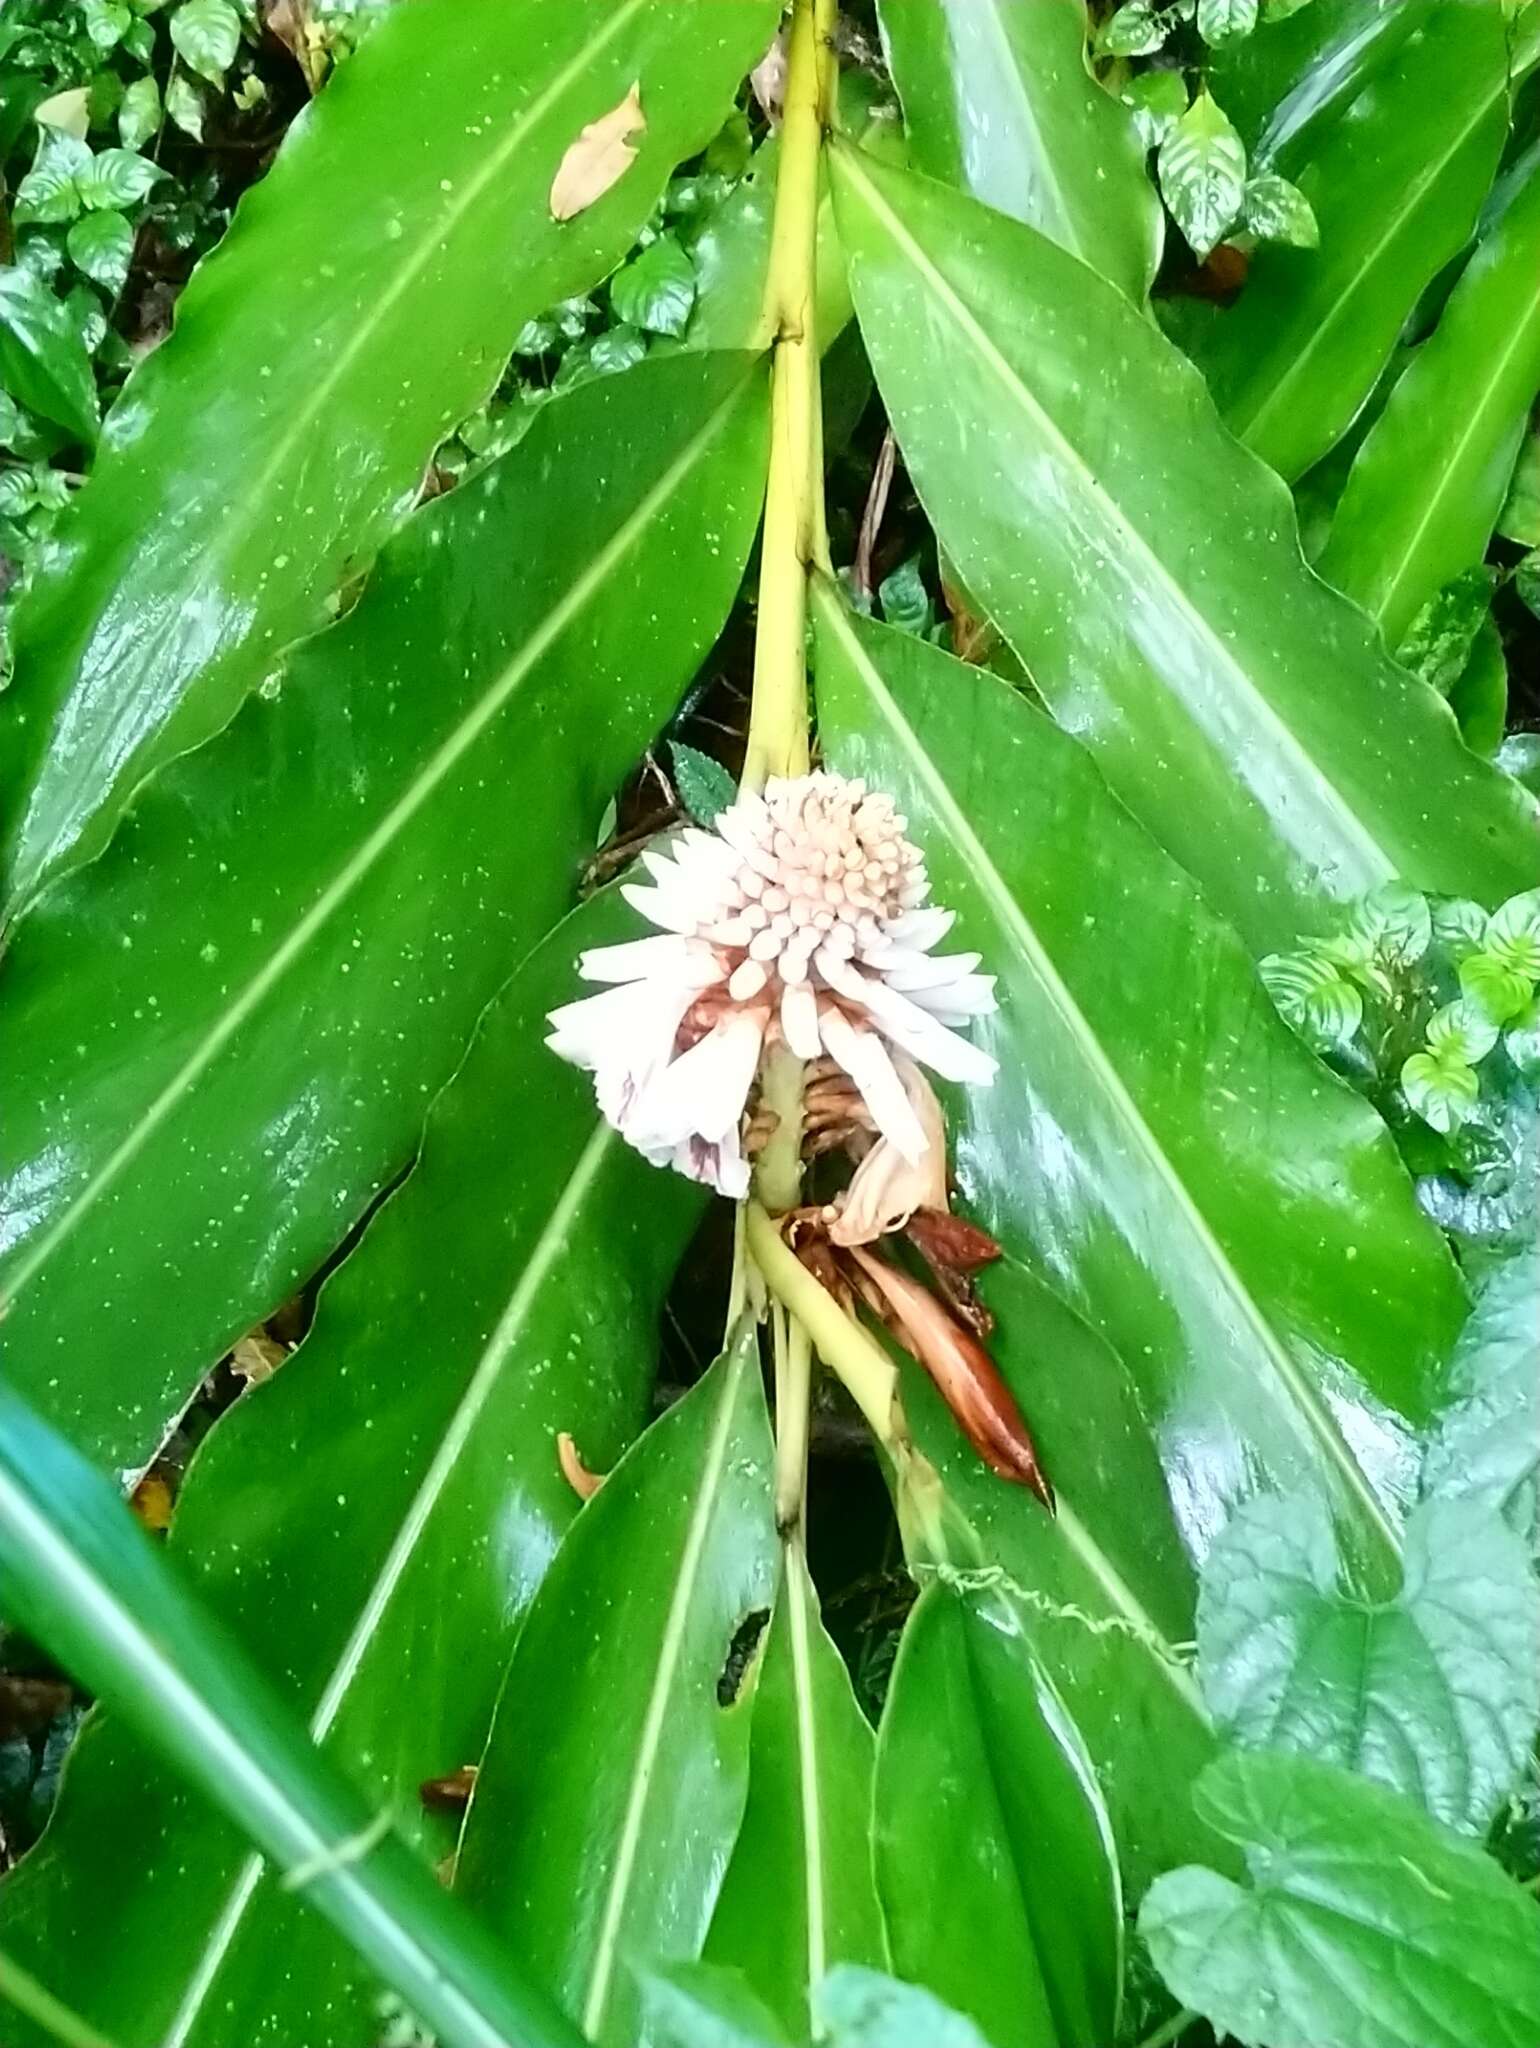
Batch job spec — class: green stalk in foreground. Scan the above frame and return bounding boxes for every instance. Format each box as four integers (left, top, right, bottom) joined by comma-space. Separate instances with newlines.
0, 1379, 584, 2048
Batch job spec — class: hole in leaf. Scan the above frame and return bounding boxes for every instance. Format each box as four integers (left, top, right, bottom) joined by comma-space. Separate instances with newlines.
716, 1608, 770, 1707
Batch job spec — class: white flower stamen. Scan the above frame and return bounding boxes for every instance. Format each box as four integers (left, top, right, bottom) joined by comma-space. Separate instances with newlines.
547, 771, 998, 1195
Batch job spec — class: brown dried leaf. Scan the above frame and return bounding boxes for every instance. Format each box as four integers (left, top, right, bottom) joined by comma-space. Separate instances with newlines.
131, 1469, 175, 1531
231, 1331, 286, 1385
549, 83, 646, 223
419, 1764, 477, 1814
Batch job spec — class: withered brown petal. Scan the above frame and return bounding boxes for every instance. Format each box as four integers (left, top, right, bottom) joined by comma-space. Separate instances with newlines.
847, 1248, 1054, 1512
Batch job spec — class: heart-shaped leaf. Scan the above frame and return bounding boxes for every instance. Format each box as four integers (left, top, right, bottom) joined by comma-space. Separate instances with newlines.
1421, 1249, 1540, 1546
827, 144, 1539, 955
0, 353, 766, 1478
0, 896, 704, 2046
0, 0, 779, 910
1198, 1492, 1540, 1833
455, 1326, 778, 2048
876, 0, 1160, 300
1141, 1751, 1540, 2048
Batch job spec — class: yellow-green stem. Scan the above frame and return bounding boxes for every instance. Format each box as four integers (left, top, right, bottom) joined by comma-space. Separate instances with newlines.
741, 0, 835, 791
773, 1311, 813, 1535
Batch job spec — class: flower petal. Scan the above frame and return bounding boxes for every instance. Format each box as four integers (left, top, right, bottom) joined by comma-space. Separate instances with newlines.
577, 933, 696, 984
819, 1007, 929, 1163
780, 979, 822, 1060
627, 1007, 765, 1150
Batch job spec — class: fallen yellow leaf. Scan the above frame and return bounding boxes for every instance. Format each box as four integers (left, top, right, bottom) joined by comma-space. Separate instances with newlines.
549, 82, 646, 223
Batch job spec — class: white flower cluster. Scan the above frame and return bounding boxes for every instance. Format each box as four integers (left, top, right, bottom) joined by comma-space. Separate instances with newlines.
548, 772, 997, 1196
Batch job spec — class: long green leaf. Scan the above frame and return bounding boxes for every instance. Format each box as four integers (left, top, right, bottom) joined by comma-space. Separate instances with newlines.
0, 0, 778, 912
873, 1581, 1122, 2048
455, 1326, 778, 2048
706, 1544, 888, 2038
875, 0, 1160, 299
0, 352, 765, 1479
829, 143, 1540, 953
0, 898, 700, 2046
1318, 144, 1540, 643
1190, 0, 1511, 481
812, 596, 1467, 1586
0, 1379, 584, 2048
894, 1259, 1218, 1894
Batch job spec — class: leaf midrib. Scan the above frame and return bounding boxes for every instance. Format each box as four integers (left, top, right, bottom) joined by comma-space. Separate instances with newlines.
160, 1120, 617, 2044
785, 1546, 829, 2011
831, 142, 1397, 890
814, 583, 1400, 1570
3, 370, 753, 1311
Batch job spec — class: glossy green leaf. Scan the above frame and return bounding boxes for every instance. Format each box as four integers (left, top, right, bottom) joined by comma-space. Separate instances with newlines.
0, 1379, 584, 2048
1159, 92, 1246, 259
1319, 147, 1540, 643
12, 131, 91, 225
73, 146, 163, 211
1098, 0, 1170, 59
876, 0, 1160, 300
1421, 1248, 1540, 1546
1258, 949, 1362, 1053
116, 72, 160, 150
1198, 0, 1259, 44
1198, 1492, 1540, 1833
0, 896, 702, 2047
0, 352, 766, 1478
828, 145, 1539, 953
1500, 426, 1540, 545
706, 1545, 887, 2039
638, 1960, 794, 2048
818, 1967, 996, 2048
610, 230, 696, 337
890, 1255, 1217, 1896
813, 597, 1467, 1583
671, 741, 736, 825
455, 1327, 778, 2048
1449, 616, 1508, 759
1401, 1049, 1481, 1134
1140, 1751, 1540, 2048
1190, 0, 1511, 480
874, 1581, 1121, 2048
169, 0, 242, 83
1397, 568, 1495, 697
0, 0, 779, 912
0, 264, 98, 444
65, 208, 133, 291
1212, 0, 1428, 151
1240, 169, 1317, 246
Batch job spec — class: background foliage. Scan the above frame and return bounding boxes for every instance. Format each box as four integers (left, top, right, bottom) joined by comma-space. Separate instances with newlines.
1, 3, 1539, 2048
